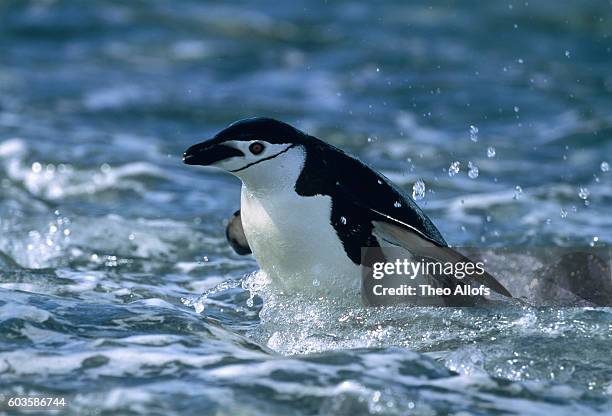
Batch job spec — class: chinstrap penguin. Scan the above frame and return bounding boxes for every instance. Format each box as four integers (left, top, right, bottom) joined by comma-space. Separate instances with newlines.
183, 117, 511, 306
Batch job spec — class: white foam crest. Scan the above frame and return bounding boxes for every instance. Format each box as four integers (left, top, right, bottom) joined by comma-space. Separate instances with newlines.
118, 334, 185, 346
70, 381, 234, 414
93, 387, 153, 414
0, 303, 51, 323
207, 348, 442, 410
0, 138, 168, 200
24, 162, 162, 200
19, 324, 70, 344
70, 214, 210, 260
0, 211, 210, 270
0, 346, 230, 377
0, 137, 27, 158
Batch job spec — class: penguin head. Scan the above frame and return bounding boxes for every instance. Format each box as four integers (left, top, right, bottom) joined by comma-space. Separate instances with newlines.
183, 117, 310, 189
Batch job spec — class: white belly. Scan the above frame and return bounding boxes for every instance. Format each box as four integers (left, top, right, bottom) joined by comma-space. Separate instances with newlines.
240, 185, 361, 297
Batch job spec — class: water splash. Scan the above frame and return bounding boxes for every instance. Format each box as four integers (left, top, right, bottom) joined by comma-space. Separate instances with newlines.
448, 161, 461, 177
469, 125, 479, 142
412, 180, 425, 200
467, 161, 479, 179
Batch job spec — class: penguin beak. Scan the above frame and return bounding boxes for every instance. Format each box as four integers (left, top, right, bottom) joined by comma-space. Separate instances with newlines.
183, 140, 245, 166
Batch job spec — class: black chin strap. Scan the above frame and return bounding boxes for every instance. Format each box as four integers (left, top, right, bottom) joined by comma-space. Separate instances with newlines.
229, 144, 297, 173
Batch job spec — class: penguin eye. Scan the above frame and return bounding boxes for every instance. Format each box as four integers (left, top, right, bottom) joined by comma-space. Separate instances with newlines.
249, 142, 265, 155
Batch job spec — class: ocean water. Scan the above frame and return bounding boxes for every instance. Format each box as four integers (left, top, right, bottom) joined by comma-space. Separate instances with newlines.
1, 1, 612, 415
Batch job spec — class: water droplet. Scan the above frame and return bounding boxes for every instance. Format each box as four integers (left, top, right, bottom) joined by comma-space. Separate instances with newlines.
514, 106, 520, 113
448, 161, 460, 177
63, 229, 71, 236
467, 161, 479, 179
560, 208, 568, 218
128, 233, 135, 241
31, 162, 42, 173
487, 147, 496, 158
486, 215, 492, 222
377, 179, 382, 185
513, 185, 523, 200
517, 58, 524, 64
593, 236, 599, 242
340, 216, 347, 225
393, 201, 402, 208
469, 125, 479, 142
312, 279, 320, 287
601, 161, 610, 172
564, 50, 571, 58
578, 187, 589, 200
412, 179, 425, 200
372, 391, 381, 403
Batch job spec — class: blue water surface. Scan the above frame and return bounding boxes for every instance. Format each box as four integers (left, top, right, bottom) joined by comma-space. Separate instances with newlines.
0, 1, 611, 415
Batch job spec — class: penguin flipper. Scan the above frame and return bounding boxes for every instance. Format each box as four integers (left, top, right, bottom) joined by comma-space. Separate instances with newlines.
371, 220, 512, 298
226, 210, 252, 255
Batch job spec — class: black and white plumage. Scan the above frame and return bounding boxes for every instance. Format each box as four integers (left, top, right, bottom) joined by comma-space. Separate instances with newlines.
183, 117, 511, 305
225, 210, 251, 255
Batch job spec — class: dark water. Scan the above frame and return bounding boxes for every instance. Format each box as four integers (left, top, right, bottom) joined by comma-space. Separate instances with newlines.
1, 1, 612, 415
